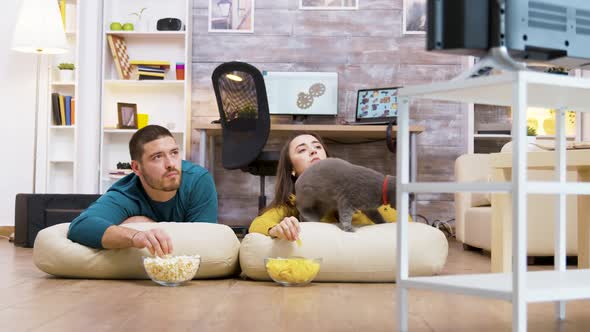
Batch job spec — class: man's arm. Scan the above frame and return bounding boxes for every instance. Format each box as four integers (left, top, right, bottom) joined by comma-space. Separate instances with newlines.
68, 192, 134, 248
101, 224, 172, 257
185, 172, 218, 223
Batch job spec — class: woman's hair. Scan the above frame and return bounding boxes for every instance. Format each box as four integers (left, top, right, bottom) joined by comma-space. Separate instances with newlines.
267, 132, 331, 210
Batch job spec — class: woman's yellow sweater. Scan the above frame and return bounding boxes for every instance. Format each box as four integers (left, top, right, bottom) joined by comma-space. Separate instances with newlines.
248, 194, 409, 236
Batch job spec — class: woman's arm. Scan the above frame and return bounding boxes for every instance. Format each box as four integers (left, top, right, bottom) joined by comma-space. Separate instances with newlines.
248, 205, 296, 235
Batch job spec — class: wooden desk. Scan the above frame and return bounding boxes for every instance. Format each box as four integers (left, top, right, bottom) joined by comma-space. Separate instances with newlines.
491, 150, 590, 272
195, 123, 424, 216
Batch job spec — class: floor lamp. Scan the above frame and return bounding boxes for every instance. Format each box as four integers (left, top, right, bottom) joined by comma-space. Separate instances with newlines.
12, 0, 68, 193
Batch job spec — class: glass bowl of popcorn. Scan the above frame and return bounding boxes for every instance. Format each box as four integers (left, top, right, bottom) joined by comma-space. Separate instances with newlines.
264, 257, 322, 286
143, 255, 200, 287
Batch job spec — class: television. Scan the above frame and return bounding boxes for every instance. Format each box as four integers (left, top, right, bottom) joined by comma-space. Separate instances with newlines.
262, 71, 338, 118
427, 0, 590, 69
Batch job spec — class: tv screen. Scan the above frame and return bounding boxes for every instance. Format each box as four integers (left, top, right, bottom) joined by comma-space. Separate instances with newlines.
262, 71, 338, 116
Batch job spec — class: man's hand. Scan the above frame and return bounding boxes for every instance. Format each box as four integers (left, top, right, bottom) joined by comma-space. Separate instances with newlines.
269, 216, 300, 242
131, 229, 174, 257
121, 216, 155, 224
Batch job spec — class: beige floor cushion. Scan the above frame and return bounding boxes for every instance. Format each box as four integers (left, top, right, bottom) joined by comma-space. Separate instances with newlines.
33, 222, 240, 279
240, 222, 448, 282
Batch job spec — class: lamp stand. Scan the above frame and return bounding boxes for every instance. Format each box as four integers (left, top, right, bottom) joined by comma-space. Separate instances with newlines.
32, 51, 42, 193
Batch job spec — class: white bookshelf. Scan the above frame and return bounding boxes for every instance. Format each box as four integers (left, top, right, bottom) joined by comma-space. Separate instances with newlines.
39, 0, 79, 193
99, 0, 192, 193
396, 71, 590, 332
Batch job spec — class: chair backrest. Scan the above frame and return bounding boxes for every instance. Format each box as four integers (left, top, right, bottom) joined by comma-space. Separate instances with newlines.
212, 62, 271, 170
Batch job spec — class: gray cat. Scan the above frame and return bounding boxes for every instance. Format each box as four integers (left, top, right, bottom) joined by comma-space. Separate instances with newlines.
295, 158, 396, 232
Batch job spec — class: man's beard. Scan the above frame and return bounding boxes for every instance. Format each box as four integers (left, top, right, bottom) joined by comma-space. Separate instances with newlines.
142, 168, 181, 192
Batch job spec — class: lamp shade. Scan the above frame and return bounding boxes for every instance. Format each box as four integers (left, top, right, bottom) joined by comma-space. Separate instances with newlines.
12, 0, 68, 54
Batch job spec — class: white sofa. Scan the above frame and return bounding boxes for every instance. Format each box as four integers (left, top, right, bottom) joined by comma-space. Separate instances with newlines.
454, 153, 579, 256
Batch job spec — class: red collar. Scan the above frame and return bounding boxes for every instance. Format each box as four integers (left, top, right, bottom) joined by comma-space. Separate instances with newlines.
382, 175, 390, 206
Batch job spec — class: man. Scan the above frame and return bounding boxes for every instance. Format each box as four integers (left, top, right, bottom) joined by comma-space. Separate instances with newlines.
68, 125, 218, 257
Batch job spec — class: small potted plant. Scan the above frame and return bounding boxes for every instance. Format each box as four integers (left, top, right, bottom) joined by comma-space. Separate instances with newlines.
57, 62, 75, 82
526, 125, 537, 149
130, 7, 149, 31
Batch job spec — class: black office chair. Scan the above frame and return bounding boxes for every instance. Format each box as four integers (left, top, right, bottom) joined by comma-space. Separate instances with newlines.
212, 62, 279, 212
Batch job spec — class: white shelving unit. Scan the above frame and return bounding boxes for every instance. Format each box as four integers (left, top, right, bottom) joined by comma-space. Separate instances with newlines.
40, 0, 79, 193
396, 71, 590, 332
99, 0, 192, 193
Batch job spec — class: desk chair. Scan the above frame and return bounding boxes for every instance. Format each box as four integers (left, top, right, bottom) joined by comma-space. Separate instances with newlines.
212, 62, 279, 212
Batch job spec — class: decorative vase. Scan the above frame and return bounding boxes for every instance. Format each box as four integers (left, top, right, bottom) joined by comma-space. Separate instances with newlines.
137, 17, 150, 32
58, 70, 74, 82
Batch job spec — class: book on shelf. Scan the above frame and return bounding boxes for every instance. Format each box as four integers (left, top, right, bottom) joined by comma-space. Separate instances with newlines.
58, 95, 66, 125
51, 93, 76, 126
65, 95, 72, 125
137, 66, 166, 73
129, 60, 170, 68
108, 169, 133, 179
71, 98, 76, 125
138, 71, 165, 80
59, 0, 66, 29
51, 93, 61, 125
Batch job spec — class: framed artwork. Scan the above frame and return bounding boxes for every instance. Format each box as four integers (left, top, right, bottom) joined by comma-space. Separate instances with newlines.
403, 0, 426, 35
117, 103, 138, 129
263, 72, 338, 116
209, 0, 255, 33
299, 0, 358, 10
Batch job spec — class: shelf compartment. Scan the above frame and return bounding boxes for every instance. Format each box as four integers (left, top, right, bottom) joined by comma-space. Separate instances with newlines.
47, 162, 74, 193
105, 31, 186, 38
51, 81, 76, 87
48, 129, 75, 162
49, 125, 76, 129
49, 160, 74, 163
104, 80, 184, 87
401, 269, 590, 303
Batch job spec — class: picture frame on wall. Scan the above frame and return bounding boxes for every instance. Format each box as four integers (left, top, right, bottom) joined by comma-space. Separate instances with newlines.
299, 0, 358, 10
209, 0, 255, 33
403, 0, 426, 35
117, 103, 138, 129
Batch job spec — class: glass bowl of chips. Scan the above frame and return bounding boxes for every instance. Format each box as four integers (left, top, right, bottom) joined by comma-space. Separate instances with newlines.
264, 257, 322, 286
143, 255, 200, 287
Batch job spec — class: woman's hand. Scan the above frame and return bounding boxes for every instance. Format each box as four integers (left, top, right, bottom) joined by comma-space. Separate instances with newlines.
269, 216, 301, 241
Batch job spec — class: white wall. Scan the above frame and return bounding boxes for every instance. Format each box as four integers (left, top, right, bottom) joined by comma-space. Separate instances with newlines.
0, 0, 38, 226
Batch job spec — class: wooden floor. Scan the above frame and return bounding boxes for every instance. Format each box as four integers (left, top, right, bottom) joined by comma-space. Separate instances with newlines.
1, 239, 589, 332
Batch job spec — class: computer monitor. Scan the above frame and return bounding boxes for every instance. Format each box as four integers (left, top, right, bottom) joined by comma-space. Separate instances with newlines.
355, 87, 399, 124
262, 71, 338, 117
427, 0, 590, 69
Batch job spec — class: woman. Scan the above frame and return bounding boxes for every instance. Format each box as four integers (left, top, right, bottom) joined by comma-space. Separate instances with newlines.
248, 133, 403, 241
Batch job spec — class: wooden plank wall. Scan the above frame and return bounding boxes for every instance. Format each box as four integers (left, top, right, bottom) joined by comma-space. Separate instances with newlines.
189, 0, 469, 226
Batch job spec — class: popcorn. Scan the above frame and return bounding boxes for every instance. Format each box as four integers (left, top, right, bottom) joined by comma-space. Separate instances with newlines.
143, 255, 200, 283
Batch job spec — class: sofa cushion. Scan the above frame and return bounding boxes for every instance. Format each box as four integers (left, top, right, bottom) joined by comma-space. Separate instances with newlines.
33, 222, 240, 279
464, 207, 492, 251
239, 222, 448, 282
471, 175, 492, 207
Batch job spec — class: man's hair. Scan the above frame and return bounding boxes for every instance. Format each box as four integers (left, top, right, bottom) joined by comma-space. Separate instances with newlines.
129, 125, 174, 161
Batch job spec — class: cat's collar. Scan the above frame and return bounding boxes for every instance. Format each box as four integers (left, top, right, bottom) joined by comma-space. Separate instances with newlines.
382, 175, 391, 206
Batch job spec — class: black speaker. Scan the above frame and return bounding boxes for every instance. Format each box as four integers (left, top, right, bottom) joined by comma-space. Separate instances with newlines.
157, 18, 183, 31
